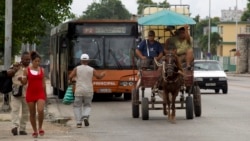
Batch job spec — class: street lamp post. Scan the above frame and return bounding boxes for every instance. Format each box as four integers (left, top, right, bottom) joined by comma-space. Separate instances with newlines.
4, 0, 12, 70
235, 0, 239, 73
235, 0, 238, 50
208, 0, 211, 59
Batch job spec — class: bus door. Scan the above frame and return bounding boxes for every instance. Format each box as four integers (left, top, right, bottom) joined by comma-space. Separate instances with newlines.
57, 35, 68, 97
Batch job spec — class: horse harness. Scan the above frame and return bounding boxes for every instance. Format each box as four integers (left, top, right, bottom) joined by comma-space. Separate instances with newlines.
162, 53, 181, 84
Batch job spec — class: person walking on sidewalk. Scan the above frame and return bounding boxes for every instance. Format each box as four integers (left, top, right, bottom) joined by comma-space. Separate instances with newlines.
68, 53, 106, 128
7, 51, 30, 136
21, 51, 47, 138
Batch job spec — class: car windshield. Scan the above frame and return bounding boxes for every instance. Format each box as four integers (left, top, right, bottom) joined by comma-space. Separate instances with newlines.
194, 61, 223, 71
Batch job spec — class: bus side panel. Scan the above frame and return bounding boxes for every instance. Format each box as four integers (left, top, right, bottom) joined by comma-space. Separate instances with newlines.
93, 70, 138, 94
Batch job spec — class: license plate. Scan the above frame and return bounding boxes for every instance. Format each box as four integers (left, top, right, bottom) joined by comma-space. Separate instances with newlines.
205, 83, 216, 86
97, 89, 112, 93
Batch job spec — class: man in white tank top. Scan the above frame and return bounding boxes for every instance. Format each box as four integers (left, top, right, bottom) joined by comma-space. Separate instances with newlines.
69, 54, 105, 128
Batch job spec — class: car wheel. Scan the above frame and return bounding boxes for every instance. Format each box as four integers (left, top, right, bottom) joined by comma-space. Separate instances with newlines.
222, 86, 228, 94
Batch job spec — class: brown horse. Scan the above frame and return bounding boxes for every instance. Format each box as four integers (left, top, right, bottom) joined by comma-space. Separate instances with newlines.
157, 50, 184, 123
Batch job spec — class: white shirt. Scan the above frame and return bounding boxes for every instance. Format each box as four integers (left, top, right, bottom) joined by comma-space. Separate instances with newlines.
74, 64, 94, 97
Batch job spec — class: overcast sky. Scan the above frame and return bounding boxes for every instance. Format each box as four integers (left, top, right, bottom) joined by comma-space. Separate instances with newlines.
70, 0, 247, 18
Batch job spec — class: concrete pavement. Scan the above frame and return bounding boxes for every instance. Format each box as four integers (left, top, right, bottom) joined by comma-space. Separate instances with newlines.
226, 72, 250, 77
0, 80, 75, 141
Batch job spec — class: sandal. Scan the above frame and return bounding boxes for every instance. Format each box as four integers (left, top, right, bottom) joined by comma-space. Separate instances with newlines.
32, 132, 38, 138
39, 130, 45, 136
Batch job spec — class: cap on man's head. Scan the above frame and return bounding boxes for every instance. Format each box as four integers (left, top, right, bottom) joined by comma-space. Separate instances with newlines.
148, 30, 155, 36
80, 54, 89, 60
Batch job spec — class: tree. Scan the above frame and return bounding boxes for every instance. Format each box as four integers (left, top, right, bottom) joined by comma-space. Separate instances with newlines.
82, 0, 131, 20
241, 0, 250, 21
0, 0, 74, 57
137, 0, 169, 15
199, 32, 222, 55
194, 17, 220, 39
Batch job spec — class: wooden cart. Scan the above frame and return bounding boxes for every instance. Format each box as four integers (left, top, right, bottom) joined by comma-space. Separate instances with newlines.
131, 67, 201, 120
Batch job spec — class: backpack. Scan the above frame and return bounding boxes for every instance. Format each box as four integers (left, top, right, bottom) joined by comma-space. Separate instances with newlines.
0, 70, 13, 94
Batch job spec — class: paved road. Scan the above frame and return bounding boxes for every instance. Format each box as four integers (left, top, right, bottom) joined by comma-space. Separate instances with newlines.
0, 74, 250, 141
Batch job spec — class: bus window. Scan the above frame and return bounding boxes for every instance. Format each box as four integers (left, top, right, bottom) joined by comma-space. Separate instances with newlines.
71, 37, 103, 68
105, 37, 134, 69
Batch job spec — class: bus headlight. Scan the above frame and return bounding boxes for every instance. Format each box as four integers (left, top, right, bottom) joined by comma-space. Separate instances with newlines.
119, 81, 134, 86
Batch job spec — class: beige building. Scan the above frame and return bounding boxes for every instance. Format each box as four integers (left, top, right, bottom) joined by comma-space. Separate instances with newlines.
217, 21, 250, 56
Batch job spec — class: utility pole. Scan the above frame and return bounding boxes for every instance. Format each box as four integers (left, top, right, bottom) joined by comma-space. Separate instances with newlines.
208, 0, 211, 59
4, 0, 13, 70
235, 0, 238, 51
1, 0, 13, 112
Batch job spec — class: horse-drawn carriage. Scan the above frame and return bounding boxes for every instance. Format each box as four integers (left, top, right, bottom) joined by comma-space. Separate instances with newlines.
132, 6, 201, 122
132, 59, 201, 121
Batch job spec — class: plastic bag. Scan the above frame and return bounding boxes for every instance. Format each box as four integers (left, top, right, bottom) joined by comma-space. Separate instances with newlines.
62, 85, 75, 105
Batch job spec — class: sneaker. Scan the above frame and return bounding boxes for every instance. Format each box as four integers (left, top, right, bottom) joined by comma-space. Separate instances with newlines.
19, 131, 28, 135
11, 127, 18, 136
83, 118, 89, 127
76, 123, 82, 128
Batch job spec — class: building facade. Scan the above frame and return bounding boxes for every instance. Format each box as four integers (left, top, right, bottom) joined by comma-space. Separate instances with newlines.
217, 21, 250, 56
221, 7, 243, 22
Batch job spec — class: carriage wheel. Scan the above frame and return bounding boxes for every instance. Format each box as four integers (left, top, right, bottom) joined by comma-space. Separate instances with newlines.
185, 96, 194, 119
193, 85, 202, 117
132, 88, 139, 118
141, 97, 149, 120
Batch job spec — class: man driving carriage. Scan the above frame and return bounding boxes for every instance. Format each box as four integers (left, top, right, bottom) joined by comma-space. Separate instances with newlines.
135, 30, 164, 70
152, 25, 194, 91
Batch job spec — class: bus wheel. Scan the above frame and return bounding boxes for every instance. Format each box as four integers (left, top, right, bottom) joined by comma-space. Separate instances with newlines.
114, 93, 122, 97
124, 93, 131, 100
58, 90, 65, 99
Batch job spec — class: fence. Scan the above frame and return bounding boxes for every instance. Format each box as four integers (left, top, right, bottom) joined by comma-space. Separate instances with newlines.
212, 56, 236, 72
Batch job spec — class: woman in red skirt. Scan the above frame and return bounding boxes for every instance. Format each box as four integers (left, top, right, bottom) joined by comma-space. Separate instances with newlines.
21, 51, 46, 138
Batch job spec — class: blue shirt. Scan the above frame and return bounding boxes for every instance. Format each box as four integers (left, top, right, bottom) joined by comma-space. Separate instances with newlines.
137, 39, 163, 59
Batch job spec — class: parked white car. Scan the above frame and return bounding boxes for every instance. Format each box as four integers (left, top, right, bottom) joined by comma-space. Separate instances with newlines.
194, 60, 228, 94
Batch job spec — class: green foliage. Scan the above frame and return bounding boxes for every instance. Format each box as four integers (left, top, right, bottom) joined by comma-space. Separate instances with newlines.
241, 0, 250, 21
0, 0, 74, 57
36, 24, 52, 63
198, 32, 222, 55
82, 0, 131, 20
137, 0, 156, 15
194, 17, 220, 39
137, 0, 169, 15
193, 16, 221, 55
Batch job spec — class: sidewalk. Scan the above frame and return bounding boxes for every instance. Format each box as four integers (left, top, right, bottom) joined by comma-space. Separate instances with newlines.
0, 80, 74, 141
226, 72, 250, 77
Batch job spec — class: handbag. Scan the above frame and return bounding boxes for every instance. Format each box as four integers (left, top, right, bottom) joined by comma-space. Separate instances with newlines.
0, 71, 13, 94
12, 85, 23, 97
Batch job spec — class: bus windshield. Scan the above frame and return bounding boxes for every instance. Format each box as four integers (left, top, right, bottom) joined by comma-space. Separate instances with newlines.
70, 36, 135, 69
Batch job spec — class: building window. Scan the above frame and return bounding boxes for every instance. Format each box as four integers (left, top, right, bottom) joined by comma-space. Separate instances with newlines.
218, 26, 223, 34
246, 26, 250, 33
